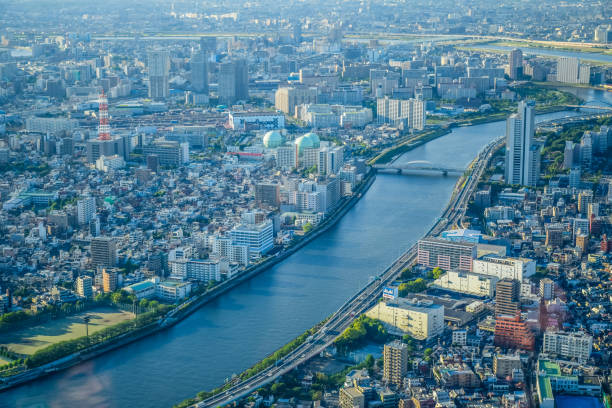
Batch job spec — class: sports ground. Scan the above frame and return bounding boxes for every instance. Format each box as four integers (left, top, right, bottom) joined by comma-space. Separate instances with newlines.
0, 307, 134, 355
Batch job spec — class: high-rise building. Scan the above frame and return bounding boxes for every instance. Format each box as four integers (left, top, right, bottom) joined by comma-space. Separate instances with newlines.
543, 331, 593, 362
556, 57, 590, 84
77, 196, 96, 225
508, 49, 523, 80
142, 140, 189, 167
495, 278, 520, 317
218, 60, 249, 105
376, 97, 425, 130
102, 269, 118, 293
317, 145, 344, 176
76, 275, 93, 299
539, 278, 554, 300
594, 25, 612, 44
494, 314, 535, 350
545, 223, 564, 247
147, 50, 170, 99
339, 387, 365, 408
417, 237, 476, 272
255, 183, 280, 208
493, 354, 522, 379
505, 100, 539, 186
275, 86, 318, 116
230, 220, 274, 259
91, 236, 118, 268
190, 51, 209, 94
383, 340, 409, 387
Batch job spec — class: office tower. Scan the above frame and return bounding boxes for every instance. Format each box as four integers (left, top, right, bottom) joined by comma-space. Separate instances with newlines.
255, 183, 280, 208
218, 62, 236, 105
190, 51, 209, 94
594, 25, 612, 44
543, 331, 593, 362
495, 278, 520, 317
91, 236, 118, 268
234, 59, 249, 101
76, 276, 93, 299
147, 49, 170, 99
383, 340, 408, 387
102, 269, 118, 293
505, 100, 539, 186
77, 196, 96, 225
508, 49, 522, 80
275, 86, 318, 116
218, 60, 249, 105
417, 237, 476, 272
539, 278, 554, 300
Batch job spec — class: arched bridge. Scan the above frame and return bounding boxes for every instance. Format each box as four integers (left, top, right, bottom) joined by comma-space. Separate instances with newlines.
373, 160, 466, 175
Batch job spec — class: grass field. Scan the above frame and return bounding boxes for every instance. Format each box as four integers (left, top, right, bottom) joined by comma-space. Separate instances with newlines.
0, 307, 134, 356
0, 355, 12, 364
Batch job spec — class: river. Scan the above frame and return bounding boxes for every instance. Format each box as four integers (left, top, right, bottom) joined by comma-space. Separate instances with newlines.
1, 89, 609, 408
466, 44, 612, 64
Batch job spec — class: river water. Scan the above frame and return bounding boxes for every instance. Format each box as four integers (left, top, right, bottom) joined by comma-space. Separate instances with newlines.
467, 44, 612, 64
1, 89, 609, 408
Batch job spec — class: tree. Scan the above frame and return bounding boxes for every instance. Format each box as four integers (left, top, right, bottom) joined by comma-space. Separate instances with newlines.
427, 267, 443, 280
302, 222, 313, 233
424, 348, 433, 362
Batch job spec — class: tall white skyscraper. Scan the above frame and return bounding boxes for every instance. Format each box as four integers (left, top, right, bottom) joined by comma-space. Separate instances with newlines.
77, 196, 96, 225
556, 57, 590, 84
505, 100, 539, 186
147, 50, 170, 99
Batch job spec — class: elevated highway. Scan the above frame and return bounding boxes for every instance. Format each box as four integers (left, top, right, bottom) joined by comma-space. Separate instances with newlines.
194, 135, 505, 408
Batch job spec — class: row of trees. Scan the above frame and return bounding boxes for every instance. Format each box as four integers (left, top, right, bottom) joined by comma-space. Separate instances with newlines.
25, 304, 171, 369
174, 322, 328, 408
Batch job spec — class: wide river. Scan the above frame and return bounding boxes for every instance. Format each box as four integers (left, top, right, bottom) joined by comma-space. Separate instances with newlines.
466, 44, 612, 64
1, 89, 610, 408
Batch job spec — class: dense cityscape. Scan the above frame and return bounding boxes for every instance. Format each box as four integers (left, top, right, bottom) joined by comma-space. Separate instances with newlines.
0, 1, 611, 408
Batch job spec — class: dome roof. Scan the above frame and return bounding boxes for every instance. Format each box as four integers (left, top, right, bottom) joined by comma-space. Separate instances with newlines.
263, 130, 283, 148
303, 132, 320, 147
294, 132, 321, 155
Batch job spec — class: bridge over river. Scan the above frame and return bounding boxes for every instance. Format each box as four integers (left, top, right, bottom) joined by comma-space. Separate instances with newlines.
372, 160, 466, 175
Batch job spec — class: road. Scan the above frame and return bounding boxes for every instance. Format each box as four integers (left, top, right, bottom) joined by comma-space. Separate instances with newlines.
194, 135, 505, 408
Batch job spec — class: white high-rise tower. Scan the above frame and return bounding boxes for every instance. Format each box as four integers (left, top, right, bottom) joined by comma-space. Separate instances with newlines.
505, 100, 539, 186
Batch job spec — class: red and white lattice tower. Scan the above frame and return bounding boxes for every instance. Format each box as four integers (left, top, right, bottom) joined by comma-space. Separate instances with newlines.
97, 90, 111, 140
